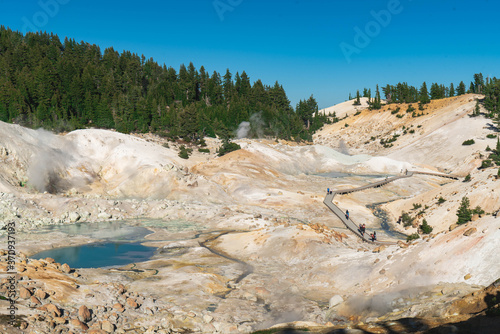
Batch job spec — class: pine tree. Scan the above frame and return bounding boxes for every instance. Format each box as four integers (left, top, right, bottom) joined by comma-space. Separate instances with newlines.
449, 83, 455, 97
419, 82, 430, 104
457, 81, 466, 96
353, 90, 361, 105
456, 196, 472, 225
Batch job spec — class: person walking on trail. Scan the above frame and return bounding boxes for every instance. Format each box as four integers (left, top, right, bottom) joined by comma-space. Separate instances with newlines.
361, 223, 366, 235
345, 210, 349, 220
370, 231, 377, 242
327, 188, 330, 194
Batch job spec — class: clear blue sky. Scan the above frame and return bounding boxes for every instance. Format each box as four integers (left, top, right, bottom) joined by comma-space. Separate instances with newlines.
1, 0, 499, 109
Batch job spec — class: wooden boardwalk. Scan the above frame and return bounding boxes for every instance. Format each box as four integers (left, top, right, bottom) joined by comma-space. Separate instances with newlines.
323, 171, 460, 244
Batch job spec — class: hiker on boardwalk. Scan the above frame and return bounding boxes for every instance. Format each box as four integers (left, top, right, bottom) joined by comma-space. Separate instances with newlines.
370, 231, 377, 242
327, 188, 330, 194
345, 210, 349, 220
359, 223, 366, 236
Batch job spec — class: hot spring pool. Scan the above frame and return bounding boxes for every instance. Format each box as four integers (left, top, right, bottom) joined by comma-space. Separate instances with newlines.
32, 242, 156, 268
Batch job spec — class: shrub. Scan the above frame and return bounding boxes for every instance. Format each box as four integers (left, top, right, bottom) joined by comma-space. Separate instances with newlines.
218, 141, 241, 157
345, 123, 349, 128
198, 148, 210, 153
481, 159, 492, 169
464, 174, 471, 182
406, 104, 415, 113
472, 206, 485, 215
462, 139, 475, 146
420, 219, 433, 234
412, 203, 422, 210
178, 145, 192, 159
354, 111, 361, 116
409, 129, 415, 134
486, 145, 491, 151
407, 233, 420, 242
396, 114, 404, 118
391, 107, 401, 115
437, 196, 446, 204
487, 134, 497, 139
401, 212, 414, 227
162, 143, 170, 149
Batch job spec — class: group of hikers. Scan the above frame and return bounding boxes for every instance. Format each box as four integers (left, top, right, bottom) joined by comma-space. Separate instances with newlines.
357, 222, 377, 241
326, 188, 378, 242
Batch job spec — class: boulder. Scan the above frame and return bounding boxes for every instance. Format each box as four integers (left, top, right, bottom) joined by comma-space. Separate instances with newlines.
46, 303, 62, 317
71, 319, 89, 331
329, 295, 344, 308
61, 263, 71, 273
79, 305, 92, 322
30, 296, 42, 305
68, 212, 81, 223
463, 228, 477, 236
53, 316, 66, 324
19, 286, 31, 299
98, 212, 112, 220
35, 289, 47, 300
449, 224, 459, 231
101, 320, 115, 333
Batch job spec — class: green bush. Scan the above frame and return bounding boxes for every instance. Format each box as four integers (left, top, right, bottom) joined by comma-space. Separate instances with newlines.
344, 123, 349, 128
412, 203, 422, 210
401, 212, 414, 227
481, 159, 492, 169
487, 134, 497, 139
218, 141, 241, 157
462, 139, 475, 146
472, 206, 485, 215
396, 114, 404, 118
178, 145, 192, 159
162, 142, 170, 149
486, 145, 491, 151
391, 107, 401, 115
406, 104, 415, 113
420, 219, 433, 234
407, 233, 420, 242
464, 174, 471, 182
198, 148, 210, 153
437, 196, 446, 205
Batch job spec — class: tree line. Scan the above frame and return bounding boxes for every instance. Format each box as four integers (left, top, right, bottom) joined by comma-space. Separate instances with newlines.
350, 73, 490, 110
0, 27, 329, 142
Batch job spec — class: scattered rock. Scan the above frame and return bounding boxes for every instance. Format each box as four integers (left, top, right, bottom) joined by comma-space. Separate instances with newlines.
464, 274, 472, 280
203, 314, 213, 323
113, 303, 125, 313
98, 212, 112, 220
20, 322, 28, 330
53, 316, 66, 324
46, 303, 62, 317
79, 305, 92, 322
449, 224, 459, 231
30, 295, 42, 305
71, 319, 89, 330
329, 295, 344, 308
379, 269, 386, 275
463, 228, 477, 236
19, 286, 31, 299
126, 297, 139, 309
35, 289, 47, 299
68, 212, 81, 222
61, 263, 71, 273
373, 245, 387, 253
101, 320, 115, 333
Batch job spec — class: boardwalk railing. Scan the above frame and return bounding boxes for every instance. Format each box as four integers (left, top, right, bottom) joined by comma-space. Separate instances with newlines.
323, 171, 460, 244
